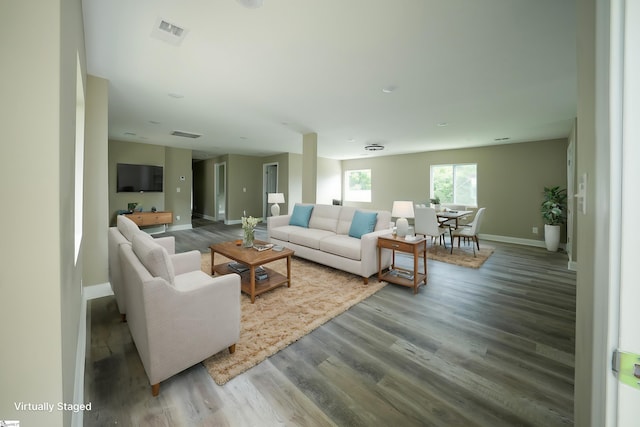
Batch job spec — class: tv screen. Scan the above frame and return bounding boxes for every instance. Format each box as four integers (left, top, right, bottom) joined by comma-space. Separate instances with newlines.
117, 163, 164, 192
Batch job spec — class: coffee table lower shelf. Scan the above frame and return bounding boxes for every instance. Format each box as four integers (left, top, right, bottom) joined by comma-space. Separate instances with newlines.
213, 263, 290, 301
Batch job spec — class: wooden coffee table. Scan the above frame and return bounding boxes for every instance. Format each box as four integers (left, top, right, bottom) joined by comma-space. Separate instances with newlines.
209, 240, 294, 303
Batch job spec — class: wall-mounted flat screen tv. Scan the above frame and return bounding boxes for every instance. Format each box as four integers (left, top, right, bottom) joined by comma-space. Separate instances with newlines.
117, 163, 164, 192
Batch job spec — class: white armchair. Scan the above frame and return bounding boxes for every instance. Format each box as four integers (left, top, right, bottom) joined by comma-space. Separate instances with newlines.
108, 215, 181, 320
119, 232, 241, 396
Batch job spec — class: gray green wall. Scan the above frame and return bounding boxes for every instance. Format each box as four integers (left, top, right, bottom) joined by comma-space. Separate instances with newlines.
83, 75, 110, 287
1, 0, 87, 424
342, 138, 568, 243
108, 140, 193, 230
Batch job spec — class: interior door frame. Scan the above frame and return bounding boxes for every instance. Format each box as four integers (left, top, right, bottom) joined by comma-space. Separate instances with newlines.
262, 162, 279, 218
214, 161, 226, 222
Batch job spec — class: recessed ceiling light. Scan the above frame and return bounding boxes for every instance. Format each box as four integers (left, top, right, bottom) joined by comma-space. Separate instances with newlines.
437, 122, 449, 127
237, 0, 264, 8
494, 137, 510, 141
347, 138, 356, 143
240, 136, 248, 140
149, 120, 161, 125
364, 143, 384, 151
124, 132, 136, 136
168, 92, 184, 99
382, 86, 397, 93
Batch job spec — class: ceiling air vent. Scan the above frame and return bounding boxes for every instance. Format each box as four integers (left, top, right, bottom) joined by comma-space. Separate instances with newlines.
364, 143, 384, 151
171, 130, 201, 139
151, 18, 189, 46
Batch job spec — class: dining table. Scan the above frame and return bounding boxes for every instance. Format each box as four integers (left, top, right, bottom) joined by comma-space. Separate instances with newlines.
436, 209, 473, 229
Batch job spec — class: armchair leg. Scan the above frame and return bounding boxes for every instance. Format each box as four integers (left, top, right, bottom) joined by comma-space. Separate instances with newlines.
363, 277, 369, 285
151, 383, 160, 397
121, 313, 127, 323
228, 344, 236, 354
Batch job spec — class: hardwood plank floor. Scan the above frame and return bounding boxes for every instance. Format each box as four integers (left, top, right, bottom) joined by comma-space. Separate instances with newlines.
85, 218, 575, 426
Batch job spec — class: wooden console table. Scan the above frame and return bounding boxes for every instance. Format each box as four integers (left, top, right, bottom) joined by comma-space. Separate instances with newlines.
377, 234, 427, 294
124, 211, 173, 229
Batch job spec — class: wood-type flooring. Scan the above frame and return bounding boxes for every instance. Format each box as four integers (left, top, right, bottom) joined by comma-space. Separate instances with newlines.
84, 218, 575, 426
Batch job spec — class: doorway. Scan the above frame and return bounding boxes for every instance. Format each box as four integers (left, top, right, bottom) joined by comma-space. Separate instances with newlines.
263, 162, 279, 218
214, 162, 226, 222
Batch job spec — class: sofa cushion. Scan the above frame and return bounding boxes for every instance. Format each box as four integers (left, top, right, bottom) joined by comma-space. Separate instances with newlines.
117, 214, 140, 242
308, 204, 341, 233
132, 233, 175, 286
269, 225, 300, 242
336, 206, 356, 235
289, 228, 336, 250
348, 210, 378, 239
289, 204, 314, 228
319, 235, 362, 261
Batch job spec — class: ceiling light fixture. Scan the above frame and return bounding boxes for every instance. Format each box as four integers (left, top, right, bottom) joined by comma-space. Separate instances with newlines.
494, 137, 510, 141
437, 122, 449, 127
236, 0, 264, 8
382, 86, 397, 93
364, 143, 384, 151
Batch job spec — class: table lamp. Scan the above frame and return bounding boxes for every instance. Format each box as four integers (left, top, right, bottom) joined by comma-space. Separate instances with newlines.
392, 201, 414, 237
268, 193, 285, 216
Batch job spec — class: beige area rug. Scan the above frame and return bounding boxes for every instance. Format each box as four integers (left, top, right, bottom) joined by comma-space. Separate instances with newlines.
426, 243, 494, 268
200, 252, 386, 385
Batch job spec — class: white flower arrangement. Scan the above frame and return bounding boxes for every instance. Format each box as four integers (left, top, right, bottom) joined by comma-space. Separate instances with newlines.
241, 216, 260, 231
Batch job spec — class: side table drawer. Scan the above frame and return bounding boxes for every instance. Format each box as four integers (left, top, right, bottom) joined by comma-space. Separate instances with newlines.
380, 239, 414, 253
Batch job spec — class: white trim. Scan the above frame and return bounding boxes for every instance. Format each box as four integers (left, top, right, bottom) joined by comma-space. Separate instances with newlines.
71, 282, 113, 427
83, 282, 113, 300
167, 223, 193, 232
479, 233, 548, 248
568, 260, 577, 271
200, 214, 216, 221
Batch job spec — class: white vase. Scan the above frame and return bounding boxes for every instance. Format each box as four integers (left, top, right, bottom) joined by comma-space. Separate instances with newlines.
544, 224, 561, 252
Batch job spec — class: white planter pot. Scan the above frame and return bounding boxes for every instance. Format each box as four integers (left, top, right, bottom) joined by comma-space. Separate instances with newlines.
544, 224, 561, 252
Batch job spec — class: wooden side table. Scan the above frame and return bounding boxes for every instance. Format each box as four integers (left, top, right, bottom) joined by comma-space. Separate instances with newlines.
377, 235, 427, 294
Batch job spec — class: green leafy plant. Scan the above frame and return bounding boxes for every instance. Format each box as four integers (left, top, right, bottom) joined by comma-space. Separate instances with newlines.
541, 186, 567, 225
430, 196, 441, 205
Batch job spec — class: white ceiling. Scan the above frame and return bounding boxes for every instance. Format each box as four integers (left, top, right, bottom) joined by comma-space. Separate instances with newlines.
82, 0, 576, 160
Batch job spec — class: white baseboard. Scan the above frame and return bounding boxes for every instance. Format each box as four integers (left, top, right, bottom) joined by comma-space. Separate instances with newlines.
568, 260, 577, 271
72, 282, 113, 427
479, 233, 547, 248
168, 223, 193, 232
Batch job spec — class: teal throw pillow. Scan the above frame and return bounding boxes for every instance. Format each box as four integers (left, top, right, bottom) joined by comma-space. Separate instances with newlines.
289, 204, 314, 228
348, 210, 378, 239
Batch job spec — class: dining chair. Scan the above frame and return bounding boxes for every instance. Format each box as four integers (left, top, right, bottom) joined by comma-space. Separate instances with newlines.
450, 207, 486, 257
414, 207, 448, 252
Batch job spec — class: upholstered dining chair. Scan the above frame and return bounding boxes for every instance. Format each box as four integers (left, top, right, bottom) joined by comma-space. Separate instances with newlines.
450, 207, 486, 256
414, 207, 448, 252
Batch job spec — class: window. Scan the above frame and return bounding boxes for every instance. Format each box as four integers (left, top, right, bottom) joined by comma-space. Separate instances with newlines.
430, 163, 477, 206
344, 169, 371, 202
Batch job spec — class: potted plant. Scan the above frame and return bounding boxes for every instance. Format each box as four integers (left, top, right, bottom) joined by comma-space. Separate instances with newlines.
430, 196, 441, 212
540, 186, 567, 252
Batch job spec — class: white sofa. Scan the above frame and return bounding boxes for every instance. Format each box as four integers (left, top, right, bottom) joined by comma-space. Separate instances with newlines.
108, 215, 182, 319
267, 204, 393, 283
119, 231, 241, 396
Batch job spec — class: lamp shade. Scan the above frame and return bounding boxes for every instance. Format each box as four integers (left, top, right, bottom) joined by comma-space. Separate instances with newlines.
391, 201, 415, 219
268, 193, 285, 204
392, 201, 414, 237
